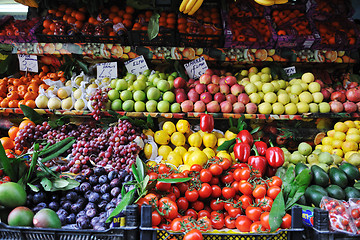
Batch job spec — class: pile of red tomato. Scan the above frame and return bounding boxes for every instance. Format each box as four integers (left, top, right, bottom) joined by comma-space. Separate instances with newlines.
136, 157, 292, 239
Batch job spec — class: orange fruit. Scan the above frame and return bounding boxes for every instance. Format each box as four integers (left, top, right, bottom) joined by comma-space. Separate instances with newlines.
25, 100, 36, 109
43, 19, 53, 29
7, 91, 19, 100
108, 13, 116, 20
58, 4, 66, 12
110, 5, 120, 13
145, 11, 152, 18
75, 12, 85, 21
8, 126, 19, 140
49, 23, 56, 32
1, 98, 9, 108
8, 100, 19, 108
67, 17, 76, 25
65, 7, 73, 15
113, 16, 123, 24
125, 6, 135, 14
123, 19, 132, 28
1, 137, 14, 150
123, 13, 132, 20
24, 92, 37, 101
18, 100, 25, 108
74, 21, 83, 29
19, 119, 35, 130
55, 11, 64, 18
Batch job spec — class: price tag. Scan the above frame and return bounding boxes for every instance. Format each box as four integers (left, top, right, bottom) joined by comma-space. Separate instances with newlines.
184, 56, 208, 79
283, 66, 296, 76
18, 54, 38, 72
124, 55, 149, 76
97, 62, 118, 79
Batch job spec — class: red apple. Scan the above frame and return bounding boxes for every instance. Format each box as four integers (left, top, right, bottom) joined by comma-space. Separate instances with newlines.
176, 92, 187, 103
343, 101, 357, 113
246, 103, 258, 114
220, 84, 230, 95
199, 74, 211, 84
233, 102, 245, 113
238, 93, 250, 104
194, 100, 206, 112
315, 79, 325, 88
181, 100, 194, 112
174, 88, 185, 95
329, 100, 344, 113
214, 92, 226, 102
321, 89, 330, 101
188, 89, 199, 102
207, 84, 220, 94
346, 88, 360, 102
331, 91, 346, 103
207, 101, 220, 113
205, 69, 214, 76
200, 92, 212, 104
226, 94, 237, 104
219, 77, 226, 85
224, 76, 237, 86
230, 84, 244, 96
173, 77, 186, 89
220, 101, 233, 113
211, 75, 220, 85
195, 84, 207, 94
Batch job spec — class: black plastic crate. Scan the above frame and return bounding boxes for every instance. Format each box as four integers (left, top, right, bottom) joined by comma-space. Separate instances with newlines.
35, 25, 82, 43
140, 205, 304, 240
80, 34, 129, 44
178, 32, 224, 48
129, 28, 176, 46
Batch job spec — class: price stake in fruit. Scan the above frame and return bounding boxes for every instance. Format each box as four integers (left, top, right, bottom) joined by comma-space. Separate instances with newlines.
184, 56, 208, 79
283, 66, 296, 76
124, 55, 149, 76
18, 54, 38, 72
97, 62, 118, 79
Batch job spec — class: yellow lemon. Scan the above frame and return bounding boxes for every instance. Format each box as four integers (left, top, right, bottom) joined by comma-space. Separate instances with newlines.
188, 146, 201, 153
214, 131, 224, 139
174, 146, 187, 158
154, 130, 170, 145
143, 129, 154, 137
347, 128, 360, 135
333, 131, 346, 141
188, 132, 202, 147
171, 132, 186, 146
183, 152, 191, 164
217, 151, 232, 161
332, 149, 344, 157
345, 151, 358, 161
178, 164, 191, 172
198, 130, 205, 138
144, 143, 153, 159
315, 145, 323, 150
346, 134, 360, 143
166, 151, 183, 167
321, 144, 333, 153
203, 133, 217, 148
334, 122, 348, 133
162, 121, 176, 136
342, 141, 358, 153
354, 120, 360, 129
187, 150, 208, 166
344, 120, 356, 129
321, 137, 333, 146
203, 148, 215, 159
217, 138, 227, 147
146, 161, 157, 167
176, 120, 191, 134
327, 130, 335, 138
225, 130, 237, 140
331, 139, 343, 149
158, 145, 172, 160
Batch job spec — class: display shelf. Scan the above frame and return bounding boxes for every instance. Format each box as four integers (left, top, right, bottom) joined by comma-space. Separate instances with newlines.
9, 43, 359, 63
1, 107, 360, 121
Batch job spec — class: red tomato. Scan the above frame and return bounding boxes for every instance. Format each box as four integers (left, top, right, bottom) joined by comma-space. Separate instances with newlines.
228, 206, 242, 218
177, 197, 189, 211
225, 215, 236, 229
171, 186, 180, 198
239, 195, 253, 210
211, 185, 222, 198
209, 177, 219, 185
170, 218, 183, 232
185, 189, 199, 202
158, 164, 170, 174
210, 199, 224, 211
200, 169, 213, 183
222, 187, 236, 199
192, 200, 205, 212
177, 182, 189, 195
211, 211, 224, 219
260, 212, 270, 230
281, 213, 292, 229
159, 223, 170, 230
219, 158, 231, 170
171, 173, 185, 179
245, 206, 262, 221
156, 181, 171, 192
352, 209, 360, 219
190, 164, 203, 172
166, 192, 176, 202
268, 176, 282, 187
159, 197, 178, 220
152, 211, 162, 226
231, 181, 239, 193
235, 215, 252, 232
144, 193, 158, 207
250, 221, 266, 232
209, 163, 223, 176
198, 216, 211, 231
148, 172, 158, 180
252, 184, 267, 199
185, 209, 198, 219
211, 216, 224, 229
184, 229, 203, 240
199, 183, 212, 199
256, 197, 273, 212
198, 210, 211, 219
221, 172, 234, 184
267, 186, 281, 199
239, 181, 253, 196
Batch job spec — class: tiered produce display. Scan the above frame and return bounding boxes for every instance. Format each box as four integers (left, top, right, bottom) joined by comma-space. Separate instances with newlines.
0, 0, 359, 239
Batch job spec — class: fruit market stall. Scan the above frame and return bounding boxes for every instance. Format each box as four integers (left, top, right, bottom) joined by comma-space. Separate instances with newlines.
0, 0, 359, 239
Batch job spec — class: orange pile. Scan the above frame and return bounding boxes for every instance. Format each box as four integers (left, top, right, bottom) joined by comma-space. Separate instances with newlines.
228, 0, 264, 18
315, 19, 357, 46
230, 18, 271, 43
132, 11, 176, 31
272, 9, 311, 36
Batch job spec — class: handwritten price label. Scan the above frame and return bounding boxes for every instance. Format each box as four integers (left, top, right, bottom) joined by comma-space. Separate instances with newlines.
124, 55, 149, 76
284, 66, 296, 76
18, 55, 38, 72
97, 62, 118, 79
184, 56, 208, 79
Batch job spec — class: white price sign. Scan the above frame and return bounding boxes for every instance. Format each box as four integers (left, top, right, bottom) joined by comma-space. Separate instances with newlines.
97, 62, 118, 79
124, 55, 149, 76
184, 56, 208, 79
283, 66, 296, 76
18, 54, 38, 72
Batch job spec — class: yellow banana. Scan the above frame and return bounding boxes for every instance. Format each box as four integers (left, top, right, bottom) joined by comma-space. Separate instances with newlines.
188, 0, 204, 15
254, 0, 275, 6
184, 0, 198, 14
274, 0, 288, 4
179, 0, 190, 12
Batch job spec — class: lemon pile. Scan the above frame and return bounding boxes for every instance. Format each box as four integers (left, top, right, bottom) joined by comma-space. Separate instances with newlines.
143, 120, 238, 170
316, 120, 360, 161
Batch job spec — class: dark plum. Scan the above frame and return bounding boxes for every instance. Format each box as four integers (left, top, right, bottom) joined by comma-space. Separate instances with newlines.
85, 202, 97, 210
80, 182, 91, 192
77, 198, 87, 208
36, 202, 47, 209
88, 192, 100, 203
89, 175, 98, 186
66, 192, 78, 202
111, 187, 121, 197
98, 201, 107, 211
56, 209, 68, 217
101, 193, 111, 202
66, 213, 76, 224
108, 170, 118, 181
75, 175, 87, 183
98, 175, 108, 184
100, 184, 110, 194
124, 174, 133, 182
93, 224, 106, 230
86, 208, 97, 218
91, 217, 100, 227
76, 210, 86, 219
105, 202, 116, 211
62, 201, 72, 211
33, 192, 47, 204
110, 178, 121, 188
58, 214, 67, 225
71, 203, 82, 214
85, 190, 92, 199
76, 216, 91, 229
118, 170, 127, 180
93, 185, 101, 193
49, 201, 60, 211
94, 167, 106, 176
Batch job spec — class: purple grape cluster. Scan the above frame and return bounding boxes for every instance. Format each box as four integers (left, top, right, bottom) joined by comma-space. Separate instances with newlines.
89, 88, 110, 121
14, 122, 51, 151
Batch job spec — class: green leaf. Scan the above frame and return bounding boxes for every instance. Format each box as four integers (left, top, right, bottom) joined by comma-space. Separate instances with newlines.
0, 143, 16, 181
282, 165, 295, 200
157, 177, 192, 183
354, 181, 360, 190
76, 59, 89, 74
148, 13, 160, 41
106, 188, 136, 223
39, 137, 74, 157
20, 105, 43, 124
285, 169, 312, 210
142, 175, 150, 191
174, 61, 188, 80
126, 0, 155, 10
53, 178, 69, 189
41, 139, 75, 163
108, 110, 120, 119
250, 127, 260, 135
41, 177, 53, 191
61, 179, 80, 191
146, 115, 154, 129
217, 138, 236, 151
269, 190, 286, 232
27, 183, 39, 192
136, 157, 145, 182
132, 163, 140, 183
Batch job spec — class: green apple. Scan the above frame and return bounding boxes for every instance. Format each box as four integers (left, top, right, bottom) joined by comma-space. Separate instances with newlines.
143, 69, 151, 76
137, 74, 148, 82
122, 100, 134, 111
125, 73, 136, 81
309, 103, 319, 113
134, 101, 146, 112
147, 87, 161, 100
108, 89, 120, 101
319, 102, 330, 113
171, 103, 181, 113
157, 80, 170, 92
163, 91, 175, 103
146, 100, 157, 112
133, 80, 146, 91
263, 92, 277, 103
115, 79, 128, 91
111, 99, 122, 111
110, 79, 118, 89
262, 83, 274, 93
120, 90, 133, 101
272, 102, 285, 115
133, 90, 146, 102
258, 102, 272, 114
285, 103, 297, 115
157, 100, 170, 113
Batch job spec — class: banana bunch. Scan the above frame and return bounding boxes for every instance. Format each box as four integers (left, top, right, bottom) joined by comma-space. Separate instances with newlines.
179, 0, 204, 15
254, 0, 288, 6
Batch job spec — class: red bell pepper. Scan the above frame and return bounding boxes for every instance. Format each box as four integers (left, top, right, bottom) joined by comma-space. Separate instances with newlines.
236, 130, 254, 146
200, 113, 214, 133
265, 141, 285, 168
233, 140, 251, 163
266, 166, 277, 177
254, 141, 267, 156
248, 146, 267, 177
